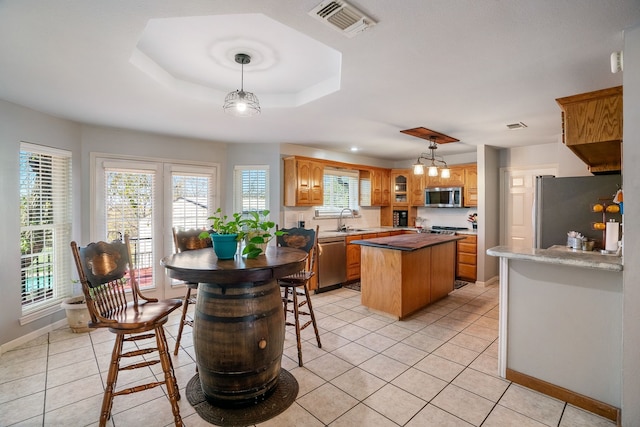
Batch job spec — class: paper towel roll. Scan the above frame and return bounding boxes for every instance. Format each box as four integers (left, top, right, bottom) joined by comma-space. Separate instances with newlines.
605, 221, 619, 251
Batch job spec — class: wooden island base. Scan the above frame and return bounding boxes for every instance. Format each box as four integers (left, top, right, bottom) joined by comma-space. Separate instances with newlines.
356, 234, 461, 319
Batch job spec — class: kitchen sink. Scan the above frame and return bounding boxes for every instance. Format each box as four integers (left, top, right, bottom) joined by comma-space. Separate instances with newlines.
337, 228, 370, 232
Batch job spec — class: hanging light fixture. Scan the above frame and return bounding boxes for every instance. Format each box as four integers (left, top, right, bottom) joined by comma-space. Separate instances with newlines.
223, 53, 261, 117
412, 136, 450, 178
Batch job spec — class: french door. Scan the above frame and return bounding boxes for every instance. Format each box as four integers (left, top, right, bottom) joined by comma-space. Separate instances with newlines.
93, 155, 218, 299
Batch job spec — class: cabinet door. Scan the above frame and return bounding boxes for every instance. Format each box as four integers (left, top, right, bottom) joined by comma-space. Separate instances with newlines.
391, 172, 409, 205
463, 166, 478, 207
409, 173, 424, 205
447, 166, 465, 187
370, 168, 391, 206
309, 161, 324, 205
296, 160, 314, 205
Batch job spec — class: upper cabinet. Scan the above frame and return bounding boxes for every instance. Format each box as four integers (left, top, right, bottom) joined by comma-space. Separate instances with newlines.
370, 168, 390, 206
556, 86, 622, 173
283, 156, 324, 206
463, 165, 478, 207
425, 166, 464, 188
391, 172, 409, 205
409, 173, 424, 206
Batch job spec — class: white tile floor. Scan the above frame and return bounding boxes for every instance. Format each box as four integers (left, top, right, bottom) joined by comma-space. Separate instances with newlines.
0, 283, 616, 426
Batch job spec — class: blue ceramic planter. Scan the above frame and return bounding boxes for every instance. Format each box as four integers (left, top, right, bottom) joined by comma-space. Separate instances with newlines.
210, 233, 239, 260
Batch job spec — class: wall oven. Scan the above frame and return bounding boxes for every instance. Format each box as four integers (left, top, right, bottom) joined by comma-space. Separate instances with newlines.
424, 187, 463, 208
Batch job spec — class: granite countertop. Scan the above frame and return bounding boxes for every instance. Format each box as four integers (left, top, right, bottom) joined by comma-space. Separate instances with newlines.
486, 245, 623, 272
318, 226, 415, 239
318, 227, 477, 239
351, 233, 465, 251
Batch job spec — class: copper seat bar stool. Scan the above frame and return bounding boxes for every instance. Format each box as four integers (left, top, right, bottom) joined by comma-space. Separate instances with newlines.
277, 225, 322, 366
172, 227, 212, 356
70, 235, 183, 427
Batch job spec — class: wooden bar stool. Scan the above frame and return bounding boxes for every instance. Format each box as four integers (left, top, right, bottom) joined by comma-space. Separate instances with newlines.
277, 226, 322, 366
171, 227, 212, 356
70, 235, 183, 427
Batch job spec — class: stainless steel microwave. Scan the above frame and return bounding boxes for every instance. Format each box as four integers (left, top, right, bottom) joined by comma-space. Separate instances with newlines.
424, 187, 463, 208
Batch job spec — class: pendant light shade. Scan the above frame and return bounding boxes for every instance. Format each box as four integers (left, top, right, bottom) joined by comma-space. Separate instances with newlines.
412, 136, 450, 178
223, 53, 261, 117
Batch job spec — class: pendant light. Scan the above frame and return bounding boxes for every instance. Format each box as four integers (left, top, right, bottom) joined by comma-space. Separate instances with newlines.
412, 136, 450, 178
223, 53, 261, 117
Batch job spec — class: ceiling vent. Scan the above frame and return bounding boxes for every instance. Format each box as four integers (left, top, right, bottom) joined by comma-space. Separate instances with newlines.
506, 122, 528, 130
309, 1, 377, 38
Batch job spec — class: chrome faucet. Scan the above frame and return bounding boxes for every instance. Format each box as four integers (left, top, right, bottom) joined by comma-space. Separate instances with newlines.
338, 208, 354, 231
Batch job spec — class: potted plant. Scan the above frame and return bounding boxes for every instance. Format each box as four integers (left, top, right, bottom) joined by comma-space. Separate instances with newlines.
468, 213, 478, 230
241, 210, 285, 258
60, 294, 91, 333
199, 208, 244, 259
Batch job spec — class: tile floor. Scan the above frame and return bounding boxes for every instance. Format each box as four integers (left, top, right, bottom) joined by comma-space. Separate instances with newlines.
0, 283, 616, 426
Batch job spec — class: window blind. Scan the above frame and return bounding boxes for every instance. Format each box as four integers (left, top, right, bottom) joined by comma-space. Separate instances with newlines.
19, 143, 72, 314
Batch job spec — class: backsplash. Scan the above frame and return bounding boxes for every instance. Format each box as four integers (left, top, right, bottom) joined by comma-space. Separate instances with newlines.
417, 207, 478, 230
282, 206, 381, 232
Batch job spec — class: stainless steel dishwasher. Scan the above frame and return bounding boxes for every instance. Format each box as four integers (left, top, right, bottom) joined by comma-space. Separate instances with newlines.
317, 236, 346, 291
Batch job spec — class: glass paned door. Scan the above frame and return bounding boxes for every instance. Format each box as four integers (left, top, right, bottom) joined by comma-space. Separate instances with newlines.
95, 157, 218, 300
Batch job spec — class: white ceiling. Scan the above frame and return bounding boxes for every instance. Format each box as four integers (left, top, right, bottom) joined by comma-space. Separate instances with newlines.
1, 0, 638, 161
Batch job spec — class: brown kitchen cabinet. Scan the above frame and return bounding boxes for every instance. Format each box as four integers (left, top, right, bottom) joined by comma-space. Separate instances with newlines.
409, 173, 424, 206
346, 232, 383, 281
391, 172, 409, 205
371, 168, 390, 206
555, 86, 622, 173
463, 165, 478, 207
283, 156, 324, 206
426, 166, 464, 188
456, 234, 477, 282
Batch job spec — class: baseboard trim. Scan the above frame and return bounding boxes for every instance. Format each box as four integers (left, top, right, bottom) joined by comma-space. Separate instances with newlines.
506, 368, 619, 423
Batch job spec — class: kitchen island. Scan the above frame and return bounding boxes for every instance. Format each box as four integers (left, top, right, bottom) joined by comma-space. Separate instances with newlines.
352, 233, 464, 319
487, 245, 622, 422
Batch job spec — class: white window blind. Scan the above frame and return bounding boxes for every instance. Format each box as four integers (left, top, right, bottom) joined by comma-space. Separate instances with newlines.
317, 168, 359, 216
172, 173, 212, 231
19, 143, 72, 314
234, 166, 269, 213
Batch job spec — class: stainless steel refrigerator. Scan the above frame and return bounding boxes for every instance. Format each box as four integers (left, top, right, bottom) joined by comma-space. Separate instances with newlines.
533, 174, 622, 249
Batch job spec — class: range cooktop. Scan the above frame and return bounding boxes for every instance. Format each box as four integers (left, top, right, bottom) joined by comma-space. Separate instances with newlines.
431, 226, 469, 230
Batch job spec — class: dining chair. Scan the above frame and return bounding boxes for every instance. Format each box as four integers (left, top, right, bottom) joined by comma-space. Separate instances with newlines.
70, 235, 183, 427
276, 225, 322, 366
172, 227, 212, 355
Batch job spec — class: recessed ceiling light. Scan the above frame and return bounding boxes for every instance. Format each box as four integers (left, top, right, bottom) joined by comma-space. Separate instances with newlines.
506, 122, 528, 130
350, 147, 359, 152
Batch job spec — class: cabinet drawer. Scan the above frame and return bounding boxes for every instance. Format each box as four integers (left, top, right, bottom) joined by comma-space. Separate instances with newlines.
458, 252, 477, 265
458, 242, 477, 254
457, 264, 477, 281
458, 234, 477, 244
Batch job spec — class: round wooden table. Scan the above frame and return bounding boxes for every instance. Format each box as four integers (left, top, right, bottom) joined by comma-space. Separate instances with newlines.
161, 246, 307, 407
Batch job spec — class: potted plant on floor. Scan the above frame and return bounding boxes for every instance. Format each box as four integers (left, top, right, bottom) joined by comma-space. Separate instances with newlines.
241, 210, 285, 258
60, 294, 91, 333
199, 208, 244, 259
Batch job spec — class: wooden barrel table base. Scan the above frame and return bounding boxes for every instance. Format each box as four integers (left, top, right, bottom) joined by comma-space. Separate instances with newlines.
194, 279, 285, 406
186, 369, 298, 426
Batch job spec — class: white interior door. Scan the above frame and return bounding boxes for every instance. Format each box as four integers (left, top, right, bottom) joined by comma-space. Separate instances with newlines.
503, 167, 557, 249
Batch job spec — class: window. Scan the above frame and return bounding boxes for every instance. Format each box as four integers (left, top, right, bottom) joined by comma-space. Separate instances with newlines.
172, 172, 213, 230
317, 168, 359, 216
234, 166, 269, 213
19, 143, 72, 316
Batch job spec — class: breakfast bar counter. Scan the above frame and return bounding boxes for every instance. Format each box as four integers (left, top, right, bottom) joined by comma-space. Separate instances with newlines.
352, 234, 464, 319
487, 245, 622, 422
